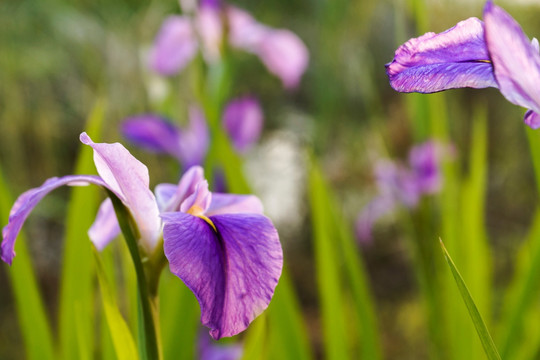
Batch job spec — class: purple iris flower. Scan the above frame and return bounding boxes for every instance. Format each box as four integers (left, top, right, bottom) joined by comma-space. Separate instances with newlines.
386, 1, 540, 129
122, 96, 263, 164
1, 133, 283, 339
150, 1, 309, 89
122, 107, 209, 168
356, 141, 445, 243
198, 331, 242, 360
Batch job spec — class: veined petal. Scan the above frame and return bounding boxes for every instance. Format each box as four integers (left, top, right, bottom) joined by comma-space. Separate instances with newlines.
121, 114, 183, 159
88, 198, 121, 251
524, 110, 540, 129
80, 133, 161, 253
150, 16, 198, 75
2, 175, 107, 265
162, 212, 282, 339
207, 193, 264, 216
386, 17, 497, 93
484, 1, 540, 116
223, 97, 264, 153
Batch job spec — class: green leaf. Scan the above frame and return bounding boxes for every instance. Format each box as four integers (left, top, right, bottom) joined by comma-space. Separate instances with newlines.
106, 189, 161, 360
241, 314, 268, 360
93, 247, 138, 360
440, 240, 501, 360
308, 159, 351, 359
0, 167, 56, 360
59, 99, 105, 359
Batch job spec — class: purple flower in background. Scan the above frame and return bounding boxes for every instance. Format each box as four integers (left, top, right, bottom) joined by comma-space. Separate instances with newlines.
1, 134, 283, 339
150, 1, 309, 88
122, 107, 209, 168
122, 96, 263, 165
356, 141, 447, 243
386, 1, 540, 129
198, 331, 242, 360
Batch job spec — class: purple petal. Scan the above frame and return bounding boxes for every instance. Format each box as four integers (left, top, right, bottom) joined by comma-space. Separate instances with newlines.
375, 161, 420, 208
484, 1, 540, 115
80, 133, 161, 254
121, 114, 183, 159
207, 193, 264, 216
150, 16, 198, 76
2, 175, 107, 265
88, 198, 121, 251
524, 110, 540, 129
196, 6, 224, 63
227, 7, 308, 89
158, 166, 206, 212
355, 195, 396, 244
255, 29, 309, 89
386, 17, 497, 93
177, 107, 209, 168
198, 332, 243, 360
162, 212, 282, 339
408, 141, 442, 194
180, 180, 212, 214
223, 97, 264, 153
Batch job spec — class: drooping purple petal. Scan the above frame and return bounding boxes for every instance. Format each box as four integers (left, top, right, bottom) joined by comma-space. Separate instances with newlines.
80, 133, 161, 253
1, 175, 107, 265
88, 198, 121, 251
524, 110, 540, 129
223, 97, 264, 153
386, 17, 498, 93
207, 193, 264, 216
177, 107, 210, 168
162, 212, 282, 339
121, 114, 183, 158
150, 16, 198, 75
484, 1, 540, 122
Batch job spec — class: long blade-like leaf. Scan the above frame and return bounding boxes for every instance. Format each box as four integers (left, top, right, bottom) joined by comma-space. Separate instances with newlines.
440, 240, 501, 360
93, 247, 138, 360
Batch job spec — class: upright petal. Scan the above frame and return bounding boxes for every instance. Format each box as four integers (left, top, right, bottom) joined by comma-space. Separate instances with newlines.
386, 17, 497, 93
2, 175, 107, 265
177, 107, 209, 168
408, 141, 442, 194
80, 133, 161, 254
180, 180, 212, 214
150, 16, 198, 76
162, 212, 282, 339
196, 5, 224, 63
484, 1, 540, 119
121, 114, 183, 159
88, 198, 121, 251
207, 194, 264, 216
158, 166, 206, 212
223, 97, 264, 153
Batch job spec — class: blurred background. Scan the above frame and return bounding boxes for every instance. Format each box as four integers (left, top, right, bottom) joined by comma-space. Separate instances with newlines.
2, 0, 540, 359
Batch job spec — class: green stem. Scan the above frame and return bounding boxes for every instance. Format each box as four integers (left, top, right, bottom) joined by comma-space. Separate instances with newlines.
106, 190, 162, 360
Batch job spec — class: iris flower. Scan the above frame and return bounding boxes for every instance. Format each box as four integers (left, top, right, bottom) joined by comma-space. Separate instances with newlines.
122, 96, 263, 167
151, 0, 309, 89
386, 1, 540, 129
1, 133, 283, 339
356, 141, 446, 243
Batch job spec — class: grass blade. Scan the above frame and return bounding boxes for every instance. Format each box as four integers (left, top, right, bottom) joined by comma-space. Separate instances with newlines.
440, 240, 501, 360
93, 247, 138, 360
